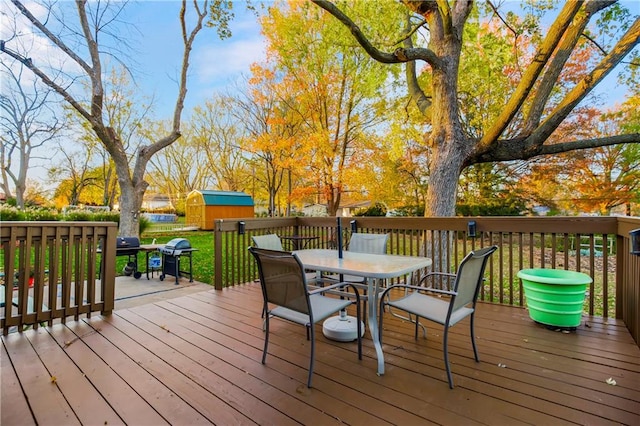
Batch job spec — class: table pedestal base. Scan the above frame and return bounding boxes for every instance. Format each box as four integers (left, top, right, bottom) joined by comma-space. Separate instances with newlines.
322, 312, 364, 342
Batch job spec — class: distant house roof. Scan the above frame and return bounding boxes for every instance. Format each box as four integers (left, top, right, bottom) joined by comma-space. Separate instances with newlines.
191, 190, 254, 207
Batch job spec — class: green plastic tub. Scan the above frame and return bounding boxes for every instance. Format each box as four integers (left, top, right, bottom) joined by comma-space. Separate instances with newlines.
517, 268, 592, 328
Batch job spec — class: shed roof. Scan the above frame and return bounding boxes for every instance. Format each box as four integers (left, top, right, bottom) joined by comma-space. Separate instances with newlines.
192, 190, 254, 206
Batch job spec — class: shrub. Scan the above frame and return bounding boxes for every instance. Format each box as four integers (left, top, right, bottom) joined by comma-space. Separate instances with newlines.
456, 198, 528, 216
138, 215, 151, 234
0, 204, 23, 220
354, 202, 387, 217
0, 205, 59, 221
2, 206, 152, 236
63, 210, 93, 221
24, 207, 59, 221
388, 205, 425, 217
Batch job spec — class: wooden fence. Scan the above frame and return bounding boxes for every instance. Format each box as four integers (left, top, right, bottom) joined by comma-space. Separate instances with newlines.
1, 222, 117, 334
214, 216, 640, 345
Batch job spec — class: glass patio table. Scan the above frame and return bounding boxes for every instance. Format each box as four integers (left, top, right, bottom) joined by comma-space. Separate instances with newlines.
294, 249, 432, 375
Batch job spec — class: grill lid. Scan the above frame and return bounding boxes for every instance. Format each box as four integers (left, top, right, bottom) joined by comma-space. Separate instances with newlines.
117, 237, 140, 248
164, 238, 191, 250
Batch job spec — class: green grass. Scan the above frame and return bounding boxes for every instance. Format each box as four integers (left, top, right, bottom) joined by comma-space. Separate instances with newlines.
135, 231, 214, 284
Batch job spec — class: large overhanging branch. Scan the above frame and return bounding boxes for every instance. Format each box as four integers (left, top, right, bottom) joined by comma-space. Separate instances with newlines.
522, 1, 615, 134
311, 0, 442, 68
76, 0, 104, 120
470, 134, 640, 165
535, 134, 640, 156
528, 17, 640, 144
479, 1, 584, 149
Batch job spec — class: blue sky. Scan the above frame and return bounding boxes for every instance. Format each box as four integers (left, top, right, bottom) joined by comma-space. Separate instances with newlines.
119, 0, 635, 120
120, 1, 266, 118
1, 0, 636, 192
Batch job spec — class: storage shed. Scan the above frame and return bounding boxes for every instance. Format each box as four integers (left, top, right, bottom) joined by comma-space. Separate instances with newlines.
185, 190, 254, 230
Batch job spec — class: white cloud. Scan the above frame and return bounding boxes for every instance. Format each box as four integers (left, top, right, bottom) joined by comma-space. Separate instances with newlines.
194, 37, 266, 84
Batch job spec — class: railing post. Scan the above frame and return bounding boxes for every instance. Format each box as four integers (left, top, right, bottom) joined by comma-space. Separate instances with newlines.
214, 220, 223, 290
615, 234, 625, 320
101, 224, 117, 314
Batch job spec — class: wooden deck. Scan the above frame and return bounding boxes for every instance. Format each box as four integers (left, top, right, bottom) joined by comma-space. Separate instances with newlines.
2, 282, 639, 425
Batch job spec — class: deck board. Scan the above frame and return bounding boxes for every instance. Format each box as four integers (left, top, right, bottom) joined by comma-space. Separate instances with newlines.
2, 283, 639, 426
3, 331, 84, 426
50, 322, 172, 426
0, 343, 36, 426
66, 320, 209, 425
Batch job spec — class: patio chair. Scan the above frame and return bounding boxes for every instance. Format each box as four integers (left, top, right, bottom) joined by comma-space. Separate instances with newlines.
251, 234, 285, 250
323, 233, 390, 318
378, 245, 498, 388
248, 247, 362, 388
252, 234, 319, 284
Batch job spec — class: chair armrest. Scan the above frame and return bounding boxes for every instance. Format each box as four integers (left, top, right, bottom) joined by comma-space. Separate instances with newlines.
421, 272, 456, 279
418, 272, 457, 290
380, 283, 457, 299
309, 282, 361, 301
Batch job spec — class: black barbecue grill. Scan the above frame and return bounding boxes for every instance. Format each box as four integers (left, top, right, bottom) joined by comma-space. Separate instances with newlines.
116, 237, 142, 279
159, 238, 197, 284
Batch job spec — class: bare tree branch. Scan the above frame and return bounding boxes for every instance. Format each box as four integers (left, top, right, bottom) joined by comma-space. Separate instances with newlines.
136, 0, 208, 169
76, 0, 105, 121
311, 0, 443, 68
536, 134, 640, 156
10, 0, 93, 75
0, 42, 94, 124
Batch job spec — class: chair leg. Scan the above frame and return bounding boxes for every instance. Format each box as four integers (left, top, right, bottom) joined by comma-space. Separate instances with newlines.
362, 300, 367, 325
470, 313, 479, 362
443, 327, 454, 389
262, 315, 270, 365
307, 325, 316, 388
355, 299, 362, 359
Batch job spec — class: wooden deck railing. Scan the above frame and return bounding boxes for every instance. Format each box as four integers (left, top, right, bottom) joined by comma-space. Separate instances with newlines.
1, 222, 117, 334
214, 216, 640, 345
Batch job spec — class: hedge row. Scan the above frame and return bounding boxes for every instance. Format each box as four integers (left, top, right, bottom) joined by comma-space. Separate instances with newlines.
0, 205, 151, 233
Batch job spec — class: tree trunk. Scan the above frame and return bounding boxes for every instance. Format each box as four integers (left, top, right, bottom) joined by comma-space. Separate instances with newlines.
423, 23, 467, 218
426, 146, 465, 216
15, 181, 25, 208
117, 179, 147, 237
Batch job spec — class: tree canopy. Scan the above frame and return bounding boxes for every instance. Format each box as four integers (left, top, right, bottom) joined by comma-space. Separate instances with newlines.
312, 0, 640, 216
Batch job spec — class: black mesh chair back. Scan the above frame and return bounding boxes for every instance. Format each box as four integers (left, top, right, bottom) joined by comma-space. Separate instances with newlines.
249, 247, 362, 388
254, 247, 310, 315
